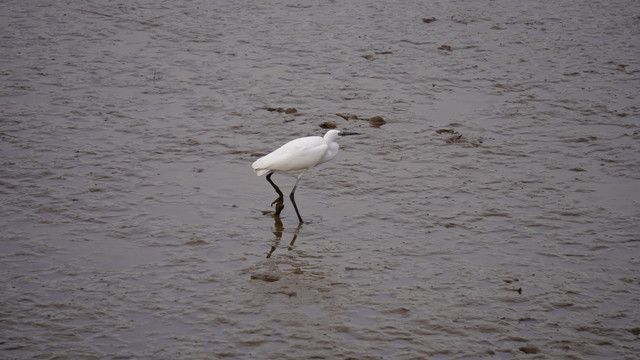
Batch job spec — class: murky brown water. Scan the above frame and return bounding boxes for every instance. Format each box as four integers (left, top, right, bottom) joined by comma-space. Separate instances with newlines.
2, 0, 639, 358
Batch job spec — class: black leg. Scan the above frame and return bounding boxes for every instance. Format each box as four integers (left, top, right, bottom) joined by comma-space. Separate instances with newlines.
266, 173, 284, 217
289, 174, 304, 223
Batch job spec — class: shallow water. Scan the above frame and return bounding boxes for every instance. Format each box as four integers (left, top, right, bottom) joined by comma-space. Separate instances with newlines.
1, 0, 639, 358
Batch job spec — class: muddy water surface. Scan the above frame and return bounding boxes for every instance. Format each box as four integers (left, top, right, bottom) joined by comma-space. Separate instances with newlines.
1, 0, 639, 359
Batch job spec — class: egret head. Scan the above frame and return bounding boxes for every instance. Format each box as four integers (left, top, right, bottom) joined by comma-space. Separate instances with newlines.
324, 129, 360, 142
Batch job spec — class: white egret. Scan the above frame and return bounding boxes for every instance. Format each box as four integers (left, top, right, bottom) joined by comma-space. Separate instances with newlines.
252, 129, 360, 223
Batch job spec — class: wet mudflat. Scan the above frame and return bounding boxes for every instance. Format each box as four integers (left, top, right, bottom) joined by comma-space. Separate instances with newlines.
1, 0, 639, 358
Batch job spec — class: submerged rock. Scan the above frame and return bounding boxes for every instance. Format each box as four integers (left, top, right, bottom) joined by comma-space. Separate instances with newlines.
319, 121, 337, 129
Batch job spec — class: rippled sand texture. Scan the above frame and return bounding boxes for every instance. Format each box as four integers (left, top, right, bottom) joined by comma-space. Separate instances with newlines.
2, 0, 639, 358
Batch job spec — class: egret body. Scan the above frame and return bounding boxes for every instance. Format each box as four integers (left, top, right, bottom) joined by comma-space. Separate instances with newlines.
252, 129, 359, 223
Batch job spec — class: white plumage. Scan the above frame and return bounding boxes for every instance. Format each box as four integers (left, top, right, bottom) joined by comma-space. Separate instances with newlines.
252, 130, 341, 176
252, 129, 359, 223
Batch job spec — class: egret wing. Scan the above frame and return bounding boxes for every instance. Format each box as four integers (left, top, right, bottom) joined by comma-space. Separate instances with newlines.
252, 136, 328, 175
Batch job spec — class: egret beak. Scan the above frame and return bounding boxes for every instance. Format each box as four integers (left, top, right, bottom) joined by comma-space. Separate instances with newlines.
339, 131, 360, 136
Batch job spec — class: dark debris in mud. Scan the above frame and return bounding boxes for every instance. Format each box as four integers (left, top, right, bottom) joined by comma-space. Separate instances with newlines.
319, 121, 337, 129
436, 128, 483, 147
261, 106, 298, 114
250, 274, 280, 282
335, 113, 387, 128
519, 345, 540, 354
564, 136, 598, 143
269, 291, 297, 298
361, 50, 393, 61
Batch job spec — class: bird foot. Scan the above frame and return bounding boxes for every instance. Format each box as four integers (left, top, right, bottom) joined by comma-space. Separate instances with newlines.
274, 203, 284, 217
270, 196, 283, 207
271, 197, 285, 217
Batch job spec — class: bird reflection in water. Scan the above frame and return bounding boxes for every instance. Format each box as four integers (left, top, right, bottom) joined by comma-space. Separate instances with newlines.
266, 215, 302, 258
